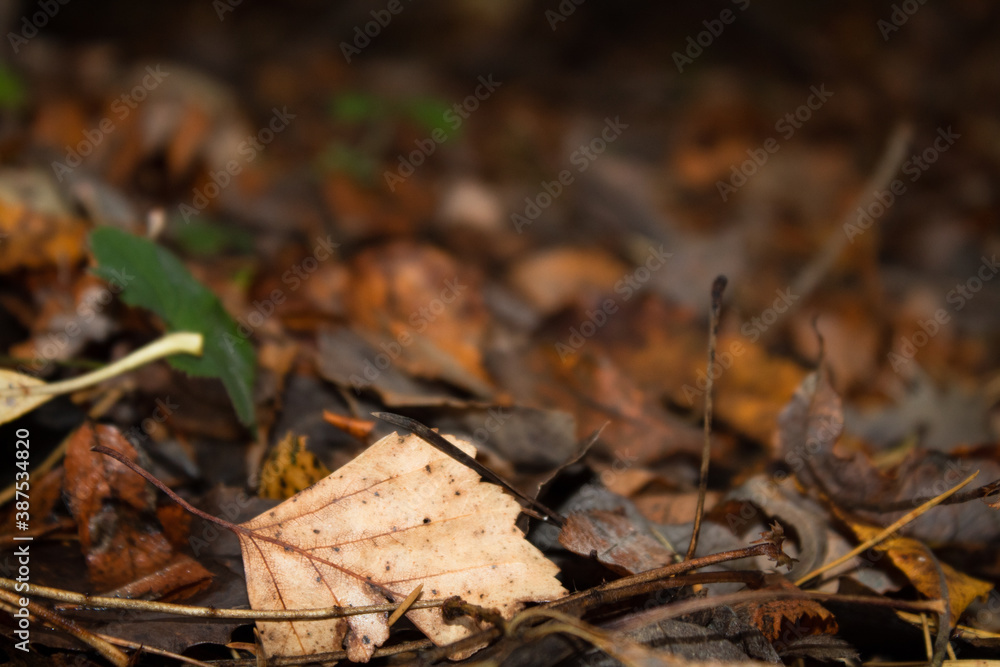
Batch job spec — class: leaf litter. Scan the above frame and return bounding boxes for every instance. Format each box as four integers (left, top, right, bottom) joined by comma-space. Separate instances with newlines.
3, 6, 1000, 665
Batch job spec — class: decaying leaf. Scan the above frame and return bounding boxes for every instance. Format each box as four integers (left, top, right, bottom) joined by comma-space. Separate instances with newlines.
777, 366, 1000, 543
344, 242, 494, 397
732, 573, 838, 643
0, 168, 88, 271
317, 326, 464, 407
507, 246, 631, 315
237, 430, 567, 662
64, 424, 212, 597
506, 344, 706, 464
559, 509, 676, 575
9, 274, 118, 368
776, 364, 857, 497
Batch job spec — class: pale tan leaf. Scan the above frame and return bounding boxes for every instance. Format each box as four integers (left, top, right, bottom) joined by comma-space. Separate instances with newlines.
238, 431, 566, 662
0, 370, 50, 425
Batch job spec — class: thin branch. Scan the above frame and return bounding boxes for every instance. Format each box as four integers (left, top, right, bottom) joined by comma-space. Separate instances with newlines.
373, 412, 566, 526
839, 477, 1000, 513
419, 573, 945, 667
94, 631, 216, 667
621, 587, 944, 629
0, 577, 444, 620
545, 538, 791, 617
0, 587, 129, 667
686, 275, 726, 561
784, 123, 912, 314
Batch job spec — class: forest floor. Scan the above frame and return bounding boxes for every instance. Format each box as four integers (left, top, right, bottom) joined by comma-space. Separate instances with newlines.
1, 2, 1000, 665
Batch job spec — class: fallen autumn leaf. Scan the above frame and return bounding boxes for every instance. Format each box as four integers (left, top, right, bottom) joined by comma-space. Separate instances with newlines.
236, 430, 567, 661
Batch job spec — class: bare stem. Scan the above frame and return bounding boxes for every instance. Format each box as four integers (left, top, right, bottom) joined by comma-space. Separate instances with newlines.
796, 471, 979, 586
0, 587, 129, 666
0, 576, 444, 620
0, 332, 203, 398
686, 275, 726, 561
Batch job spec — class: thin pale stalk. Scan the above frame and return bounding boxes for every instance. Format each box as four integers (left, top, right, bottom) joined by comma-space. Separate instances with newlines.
0, 332, 203, 398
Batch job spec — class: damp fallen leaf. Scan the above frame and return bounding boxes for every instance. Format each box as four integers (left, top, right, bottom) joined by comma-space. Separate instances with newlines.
237, 430, 567, 662
0, 168, 88, 272
64, 424, 212, 597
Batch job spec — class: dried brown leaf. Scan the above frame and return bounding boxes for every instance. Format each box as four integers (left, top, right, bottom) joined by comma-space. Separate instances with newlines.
0, 168, 88, 271
733, 574, 837, 643
778, 367, 1000, 542
344, 242, 493, 396
64, 424, 212, 596
558, 509, 675, 575
776, 365, 860, 497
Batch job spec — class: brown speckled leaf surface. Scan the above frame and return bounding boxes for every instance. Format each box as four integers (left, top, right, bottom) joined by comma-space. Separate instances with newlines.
237, 431, 566, 662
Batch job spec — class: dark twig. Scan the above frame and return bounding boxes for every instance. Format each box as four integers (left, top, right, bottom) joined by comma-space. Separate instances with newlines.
373, 412, 566, 527
550, 532, 792, 616
685, 275, 726, 561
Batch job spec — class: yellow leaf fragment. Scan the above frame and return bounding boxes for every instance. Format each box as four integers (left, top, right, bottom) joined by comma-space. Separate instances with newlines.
846, 519, 993, 623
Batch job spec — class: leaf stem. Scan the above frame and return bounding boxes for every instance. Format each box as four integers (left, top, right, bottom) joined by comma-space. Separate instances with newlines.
91, 443, 412, 600
91, 443, 238, 533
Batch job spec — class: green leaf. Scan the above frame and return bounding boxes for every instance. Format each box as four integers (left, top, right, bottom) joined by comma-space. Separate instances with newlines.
89, 227, 256, 426
398, 97, 457, 139
0, 65, 26, 110
328, 92, 386, 123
